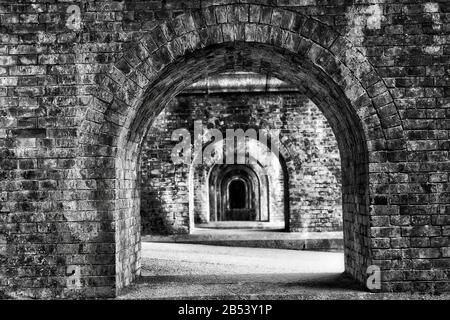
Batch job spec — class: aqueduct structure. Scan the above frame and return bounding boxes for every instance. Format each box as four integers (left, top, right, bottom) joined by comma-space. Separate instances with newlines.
0, 1, 449, 298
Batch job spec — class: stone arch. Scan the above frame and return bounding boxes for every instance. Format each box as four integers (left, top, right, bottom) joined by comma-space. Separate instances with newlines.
189, 136, 289, 230
212, 164, 261, 221
77, 4, 406, 294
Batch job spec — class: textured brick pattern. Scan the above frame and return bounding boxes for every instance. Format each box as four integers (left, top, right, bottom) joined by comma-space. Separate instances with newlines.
140, 92, 342, 234
0, 0, 449, 298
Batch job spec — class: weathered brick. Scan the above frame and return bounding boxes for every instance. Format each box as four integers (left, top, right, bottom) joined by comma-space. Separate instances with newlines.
0, 0, 448, 299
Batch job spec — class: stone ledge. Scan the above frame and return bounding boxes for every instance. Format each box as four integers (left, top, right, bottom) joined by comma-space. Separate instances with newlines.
183, 72, 299, 94
142, 230, 344, 251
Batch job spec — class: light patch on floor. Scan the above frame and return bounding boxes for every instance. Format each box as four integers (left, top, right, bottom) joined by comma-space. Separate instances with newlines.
140, 242, 345, 276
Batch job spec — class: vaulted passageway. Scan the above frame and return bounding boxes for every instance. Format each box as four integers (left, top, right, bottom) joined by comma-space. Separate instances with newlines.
70, 5, 405, 296
214, 165, 259, 221
87, 36, 395, 294
2, 1, 449, 300
137, 70, 346, 297
140, 72, 341, 235
116, 40, 380, 294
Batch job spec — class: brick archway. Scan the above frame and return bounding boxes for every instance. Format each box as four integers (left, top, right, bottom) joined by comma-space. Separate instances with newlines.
78, 4, 405, 295
189, 136, 290, 230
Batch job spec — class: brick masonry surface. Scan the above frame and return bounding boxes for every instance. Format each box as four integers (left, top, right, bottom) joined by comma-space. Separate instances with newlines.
0, 0, 449, 298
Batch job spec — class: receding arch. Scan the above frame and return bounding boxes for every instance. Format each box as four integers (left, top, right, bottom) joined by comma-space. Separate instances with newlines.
189, 135, 289, 231
216, 165, 260, 221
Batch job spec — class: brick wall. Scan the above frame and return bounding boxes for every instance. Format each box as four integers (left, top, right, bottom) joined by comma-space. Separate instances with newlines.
0, 0, 449, 297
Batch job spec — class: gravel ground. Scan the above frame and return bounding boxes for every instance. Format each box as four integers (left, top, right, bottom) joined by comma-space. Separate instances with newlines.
117, 243, 450, 300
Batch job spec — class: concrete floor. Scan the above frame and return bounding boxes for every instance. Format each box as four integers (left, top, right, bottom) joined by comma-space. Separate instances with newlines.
117, 243, 449, 300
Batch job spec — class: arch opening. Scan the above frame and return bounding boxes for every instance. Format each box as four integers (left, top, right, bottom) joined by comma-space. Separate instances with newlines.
86, 38, 393, 293
211, 164, 262, 222
228, 179, 247, 210
187, 135, 287, 231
